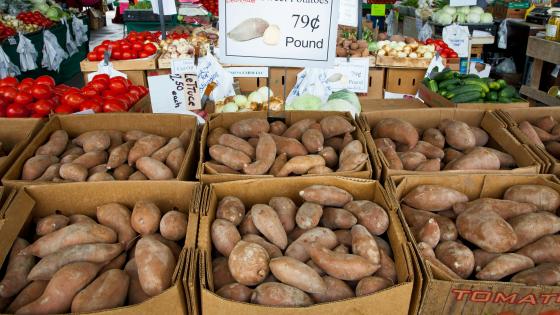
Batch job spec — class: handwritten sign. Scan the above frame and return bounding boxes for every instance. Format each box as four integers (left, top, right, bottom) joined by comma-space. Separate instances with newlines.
171, 59, 196, 74
338, 0, 358, 27
148, 74, 201, 114
226, 67, 269, 78
325, 57, 369, 93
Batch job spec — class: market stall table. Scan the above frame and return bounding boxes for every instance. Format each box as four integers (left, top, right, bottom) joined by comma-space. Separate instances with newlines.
520, 36, 560, 106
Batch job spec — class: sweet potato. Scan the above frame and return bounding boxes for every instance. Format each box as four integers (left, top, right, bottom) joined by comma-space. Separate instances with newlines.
277, 155, 325, 177
88, 164, 108, 176
97, 203, 137, 248
309, 245, 376, 281
403, 185, 468, 212
113, 164, 134, 180
107, 141, 133, 169
208, 127, 228, 147
310, 276, 354, 303
243, 133, 277, 175
60, 154, 79, 164
251, 204, 288, 250
519, 121, 545, 147
422, 128, 445, 149
230, 118, 270, 138
374, 118, 418, 149
5, 281, 47, 313
123, 130, 150, 142
15, 262, 101, 314
206, 161, 239, 175
453, 198, 537, 219
352, 224, 381, 268
36, 214, 69, 236
136, 157, 174, 180
22, 155, 59, 180
399, 151, 426, 171
355, 276, 392, 296
0, 238, 34, 298
339, 140, 363, 163
417, 242, 461, 280
286, 227, 338, 262
473, 249, 500, 272
470, 126, 489, 146
445, 147, 500, 171
434, 241, 474, 279
510, 263, 560, 286
415, 159, 441, 171
269, 152, 288, 176
516, 235, 560, 264
219, 134, 255, 159
443, 120, 476, 151
296, 202, 323, 230
106, 130, 123, 150
251, 282, 312, 306
269, 256, 327, 294
534, 116, 556, 132
456, 205, 517, 253
508, 211, 560, 250
503, 185, 560, 213
128, 135, 167, 166
72, 151, 108, 169
239, 210, 259, 236
375, 248, 397, 283
410, 141, 444, 160
149, 233, 182, 261
475, 253, 534, 281
62, 144, 84, 157
217, 196, 245, 226
533, 125, 560, 142
334, 229, 352, 247
209, 145, 252, 171
229, 241, 270, 286
333, 244, 350, 254
242, 234, 282, 258
319, 146, 338, 168
270, 121, 287, 136
128, 171, 147, 180
374, 236, 393, 258
308, 166, 333, 174
73, 131, 111, 152
374, 138, 396, 151
36, 130, 68, 156
99, 252, 127, 274
131, 201, 161, 235
302, 128, 324, 153
216, 283, 253, 302
212, 219, 241, 257
321, 207, 357, 229
35, 163, 61, 181
300, 185, 353, 207
269, 197, 296, 233
152, 137, 183, 162
165, 147, 185, 176
213, 257, 235, 290
379, 144, 404, 170
159, 211, 187, 241
135, 236, 175, 296
71, 269, 129, 312
270, 134, 308, 158
343, 200, 389, 236
283, 119, 315, 140
124, 259, 150, 305
325, 137, 344, 152
401, 205, 457, 241
320, 116, 355, 139
415, 218, 440, 248
59, 162, 88, 182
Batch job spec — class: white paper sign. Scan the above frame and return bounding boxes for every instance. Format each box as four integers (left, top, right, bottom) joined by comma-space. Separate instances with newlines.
147, 74, 201, 114
171, 59, 196, 74
442, 24, 469, 58
450, 0, 476, 6
326, 57, 369, 93
226, 67, 269, 78
150, 0, 177, 15
219, 0, 340, 67
338, 0, 358, 27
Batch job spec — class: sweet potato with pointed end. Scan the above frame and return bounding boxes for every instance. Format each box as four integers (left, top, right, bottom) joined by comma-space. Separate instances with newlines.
470, 126, 489, 146
230, 118, 270, 138
374, 138, 396, 151
209, 145, 252, 171
518, 121, 545, 147
504, 185, 560, 213
410, 141, 444, 160
339, 140, 363, 164
456, 205, 517, 253
159, 210, 187, 241
219, 134, 255, 159
399, 151, 426, 171
417, 242, 461, 280
243, 133, 277, 175
355, 276, 392, 296
217, 196, 245, 226
20, 223, 116, 257
73, 131, 111, 152
338, 153, 367, 172
319, 146, 338, 168
270, 256, 327, 294
403, 185, 468, 212
229, 241, 270, 286
269, 153, 288, 176
401, 205, 457, 241
99, 253, 127, 274
239, 210, 259, 236
516, 235, 560, 264
269, 197, 296, 233
310, 276, 354, 303
373, 118, 418, 148
59, 162, 88, 182
444, 147, 501, 171
135, 236, 175, 296
422, 128, 445, 149
36, 130, 68, 156
35, 163, 61, 181
286, 227, 338, 262
251, 282, 312, 306
309, 245, 376, 281
208, 127, 228, 147
352, 224, 381, 269
320, 116, 355, 139
344, 200, 389, 236
475, 253, 534, 281
434, 241, 474, 279
152, 137, 183, 162
472, 147, 516, 168
243, 234, 282, 258
270, 134, 308, 158
27, 243, 123, 281
107, 141, 133, 169
321, 207, 357, 230
129, 171, 147, 180
453, 198, 537, 219
166, 147, 185, 176
415, 159, 441, 171
131, 201, 161, 235
375, 248, 397, 283
510, 263, 560, 286
270, 121, 287, 136
301, 128, 324, 153
213, 257, 235, 290
443, 120, 476, 151
473, 249, 500, 272
277, 155, 325, 177
251, 204, 288, 250
71, 269, 130, 312
216, 283, 253, 302
128, 135, 167, 166
379, 144, 403, 170
36, 214, 69, 236
71, 151, 108, 169
113, 164, 133, 180
124, 259, 151, 305
296, 202, 323, 230
508, 211, 560, 250
415, 218, 440, 248
300, 185, 353, 207
62, 144, 84, 157
212, 219, 241, 257
6, 281, 47, 313
0, 238, 34, 298
97, 203, 137, 248
136, 157, 175, 180
22, 155, 59, 180
534, 116, 556, 132
282, 119, 315, 140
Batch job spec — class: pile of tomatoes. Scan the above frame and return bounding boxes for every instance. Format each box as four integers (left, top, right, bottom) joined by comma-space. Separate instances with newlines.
167, 32, 189, 40
87, 36, 159, 62
0, 75, 148, 118
16, 12, 55, 29
0, 22, 16, 42
425, 38, 459, 59
200, 0, 218, 16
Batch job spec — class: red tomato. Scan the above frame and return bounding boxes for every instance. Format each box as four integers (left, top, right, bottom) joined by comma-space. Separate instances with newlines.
116, 94, 132, 108
88, 80, 107, 92
137, 86, 149, 96
35, 75, 56, 88
138, 51, 150, 59
31, 84, 53, 100
121, 43, 131, 51
0, 106, 5, 117
87, 52, 99, 61
109, 77, 128, 93
17, 83, 33, 93
79, 100, 102, 112
94, 45, 107, 54
127, 92, 140, 104
101, 40, 111, 46
92, 74, 110, 84
112, 50, 122, 60
21, 78, 34, 85
107, 42, 120, 51
81, 87, 98, 97
102, 89, 120, 98
121, 50, 133, 60
6, 104, 29, 118
0, 86, 17, 102
449, 52, 458, 58
142, 43, 157, 55
29, 99, 54, 116
425, 38, 434, 44
14, 92, 33, 105
128, 86, 142, 97
440, 52, 449, 58
102, 99, 127, 112
0, 77, 18, 88
64, 93, 86, 109
54, 104, 74, 114
132, 42, 143, 51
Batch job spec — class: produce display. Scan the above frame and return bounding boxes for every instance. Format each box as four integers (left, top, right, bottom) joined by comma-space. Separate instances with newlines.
401, 183, 560, 285
87, 31, 160, 62
158, 26, 219, 62
372, 118, 517, 172
200, 0, 219, 16
285, 90, 361, 117
0, 19, 15, 41
432, 5, 493, 25
375, 38, 435, 59
0, 200, 187, 314
425, 69, 525, 103
205, 115, 368, 176
517, 116, 560, 159
424, 38, 458, 59
18, 127, 191, 182
214, 87, 283, 113
211, 184, 397, 305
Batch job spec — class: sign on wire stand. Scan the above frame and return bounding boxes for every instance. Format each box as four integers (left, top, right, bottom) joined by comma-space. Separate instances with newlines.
326, 57, 369, 93
147, 73, 202, 114
219, 0, 340, 67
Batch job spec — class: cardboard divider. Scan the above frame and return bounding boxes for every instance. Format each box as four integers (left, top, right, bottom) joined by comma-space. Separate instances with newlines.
388, 173, 560, 315
358, 108, 542, 183
0, 118, 44, 179
360, 99, 427, 113
418, 84, 529, 109
2, 113, 198, 189
0, 181, 201, 315
197, 111, 372, 184
193, 176, 415, 315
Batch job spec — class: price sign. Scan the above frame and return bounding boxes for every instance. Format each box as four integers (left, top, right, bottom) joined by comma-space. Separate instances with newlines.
326, 57, 369, 93
226, 67, 269, 78
338, 0, 358, 27
219, 0, 339, 67
148, 74, 201, 114
171, 59, 196, 74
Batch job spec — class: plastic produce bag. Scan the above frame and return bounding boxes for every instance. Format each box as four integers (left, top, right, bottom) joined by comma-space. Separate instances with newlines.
418, 22, 433, 42
496, 57, 516, 74
17, 33, 38, 72
386, 10, 396, 37
72, 16, 88, 47
62, 18, 78, 56
0, 46, 20, 79
498, 19, 507, 49
286, 68, 333, 106
42, 30, 69, 72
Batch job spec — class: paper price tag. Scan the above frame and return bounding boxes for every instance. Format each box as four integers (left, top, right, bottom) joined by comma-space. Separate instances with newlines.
171, 59, 196, 74
371, 4, 386, 16
148, 74, 201, 114
326, 58, 369, 93
338, 0, 358, 27
226, 67, 269, 78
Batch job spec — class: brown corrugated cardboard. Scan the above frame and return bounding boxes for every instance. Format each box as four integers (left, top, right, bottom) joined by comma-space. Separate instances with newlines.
197, 111, 372, 183
193, 176, 416, 315
360, 98, 427, 113
2, 113, 198, 189
0, 118, 44, 179
359, 108, 543, 183
0, 181, 201, 315
388, 174, 560, 315
418, 84, 529, 109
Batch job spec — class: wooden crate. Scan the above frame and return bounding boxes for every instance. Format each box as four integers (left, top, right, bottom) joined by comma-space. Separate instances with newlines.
384, 68, 425, 95
80, 53, 159, 72
471, 44, 483, 58
359, 67, 385, 100
521, 36, 560, 106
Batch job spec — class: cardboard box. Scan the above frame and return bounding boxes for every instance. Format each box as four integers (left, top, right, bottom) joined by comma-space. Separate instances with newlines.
385, 68, 426, 95
0, 181, 200, 315
359, 67, 385, 100
495, 108, 560, 175
418, 84, 530, 109
360, 98, 427, 112
194, 176, 416, 315
197, 111, 373, 183
387, 174, 560, 315
0, 118, 44, 179
128, 95, 153, 113
2, 113, 198, 189
87, 8, 106, 31
358, 108, 543, 183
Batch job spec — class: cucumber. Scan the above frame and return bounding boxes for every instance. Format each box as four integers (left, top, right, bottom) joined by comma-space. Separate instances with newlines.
486, 91, 498, 101
440, 90, 448, 98
499, 86, 516, 98
497, 79, 507, 89
488, 81, 501, 91
451, 91, 483, 103
434, 69, 454, 82
427, 79, 439, 93
448, 84, 484, 95
438, 78, 461, 90
463, 79, 490, 93
498, 96, 512, 103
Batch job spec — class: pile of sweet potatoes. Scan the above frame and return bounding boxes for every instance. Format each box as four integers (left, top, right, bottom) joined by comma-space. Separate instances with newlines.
206, 116, 368, 176
372, 118, 516, 171
0, 201, 187, 314
211, 185, 397, 306
401, 184, 560, 284
19, 128, 191, 182
517, 116, 560, 159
